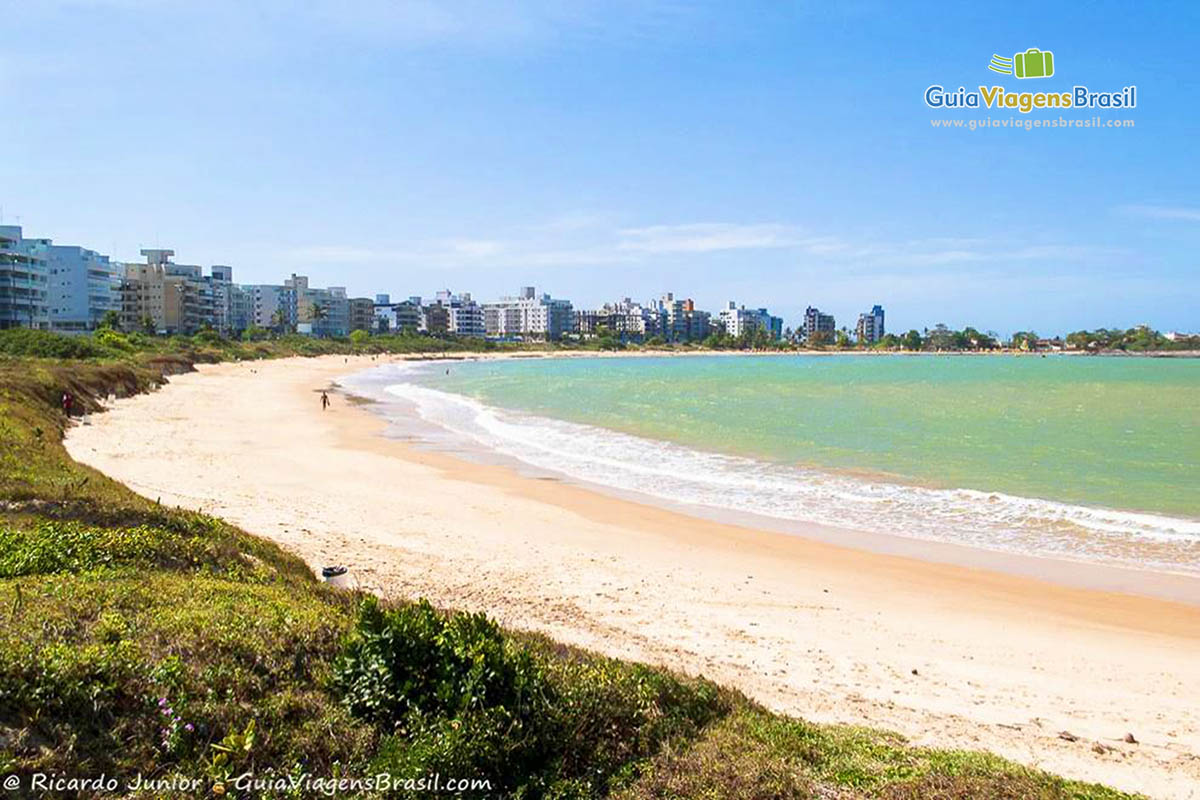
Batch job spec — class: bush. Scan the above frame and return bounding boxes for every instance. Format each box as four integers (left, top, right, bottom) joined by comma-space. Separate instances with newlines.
334, 598, 732, 797
0, 329, 104, 359
334, 598, 550, 727
335, 598, 554, 795
191, 328, 225, 347
0, 521, 185, 577
93, 327, 134, 352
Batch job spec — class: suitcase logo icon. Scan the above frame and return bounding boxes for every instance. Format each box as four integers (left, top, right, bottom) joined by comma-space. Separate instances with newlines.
988, 48, 1055, 79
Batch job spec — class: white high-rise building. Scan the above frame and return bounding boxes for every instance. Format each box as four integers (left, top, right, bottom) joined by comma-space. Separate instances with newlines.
719, 301, 782, 340
0, 225, 49, 330
482, 286, 573, 340
29, 240, 120, 332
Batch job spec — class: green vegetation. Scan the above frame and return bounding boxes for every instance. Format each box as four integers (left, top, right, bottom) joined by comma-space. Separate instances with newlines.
1065, 325, 1199, 352
3, 319, 1197, 366
0, 343, 1142, 797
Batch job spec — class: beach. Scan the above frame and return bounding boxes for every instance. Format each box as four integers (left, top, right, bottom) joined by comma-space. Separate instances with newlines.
65, 355, 1200, 799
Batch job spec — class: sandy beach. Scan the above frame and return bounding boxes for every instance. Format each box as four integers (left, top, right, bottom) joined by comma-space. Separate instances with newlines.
65, 355, 1200, 799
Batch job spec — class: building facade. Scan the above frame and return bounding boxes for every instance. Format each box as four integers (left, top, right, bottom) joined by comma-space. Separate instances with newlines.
0, 226, 49, 329
349, 297, 376, 333
719, 302, 783, 341
575, 298, 659, 342
120, 250, 190, 334
425, 289, 484, 338
119, 249, 234, 334
483, 286, 573, 340
855, 305, 885, 344
208, 265, 235, 334
803, 306, 836, 342
249, 284, 292, 330
227, 284, 254, 333
650, 293, 710, 342
31, 241, 119, 332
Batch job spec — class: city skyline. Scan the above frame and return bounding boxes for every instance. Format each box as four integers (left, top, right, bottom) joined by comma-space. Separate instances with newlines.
2, 1, 1197, 334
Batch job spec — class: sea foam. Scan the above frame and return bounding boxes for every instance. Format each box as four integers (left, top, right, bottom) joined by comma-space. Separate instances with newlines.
371, 373, 1200, 577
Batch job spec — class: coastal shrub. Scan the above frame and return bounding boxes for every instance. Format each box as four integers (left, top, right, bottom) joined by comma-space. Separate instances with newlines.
334, 597, 552, 727
0, 512, 309, 583
191, 328, 225, 347
539, 654, 728, 786
336, 598, 732, 796
0, 521, 188, 577
0, 328, 105, 359
335, 598, 557, 794
93, 327, 134, 352
0, 574, 373, 780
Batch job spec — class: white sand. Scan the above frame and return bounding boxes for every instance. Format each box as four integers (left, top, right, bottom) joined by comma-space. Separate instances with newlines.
66, 355, 1200, 799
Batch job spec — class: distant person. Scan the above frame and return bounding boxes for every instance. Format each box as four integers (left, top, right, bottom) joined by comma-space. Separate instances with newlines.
61, 391, 73, 416
321, 391, 330, 411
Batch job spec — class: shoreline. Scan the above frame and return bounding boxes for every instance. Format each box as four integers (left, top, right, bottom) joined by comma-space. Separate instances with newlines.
65, 355, 1200, 798
349, 356, 1200, 601
391, 346, 1200, 359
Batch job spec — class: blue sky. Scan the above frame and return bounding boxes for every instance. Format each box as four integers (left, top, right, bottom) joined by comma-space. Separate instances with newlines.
2, 0, 1197, 335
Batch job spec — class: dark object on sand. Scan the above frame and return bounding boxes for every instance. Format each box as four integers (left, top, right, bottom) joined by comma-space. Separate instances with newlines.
322, 565, 348, 579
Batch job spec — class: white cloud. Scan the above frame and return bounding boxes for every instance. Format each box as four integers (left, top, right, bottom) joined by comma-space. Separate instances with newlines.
617, 223, 804, 253
1119, 204, 1200, 222
275, 216, 1119, 278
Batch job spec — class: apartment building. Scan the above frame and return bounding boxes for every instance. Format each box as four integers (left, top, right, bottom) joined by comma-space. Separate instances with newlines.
651, 293, 711, 342
227, 284, 254, 333
27, 239, 119, 332
719, 302, 784, 341
0, 225, 49, 329
856, 304, 885, 344
209, 265, 235, 334
483, 286, 573, 340
382, 297, 423, 333
803, 306, 836, 342
575, 298, 659, 342
245, 285, 288, 330
119, 249, 239, 334
283, 275, 349, 337
349, 297, 375, 333
120, 250, 192, 334
426, 289, 484, 338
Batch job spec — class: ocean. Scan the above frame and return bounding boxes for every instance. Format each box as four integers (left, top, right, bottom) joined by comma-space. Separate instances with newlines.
344, 354, 1200, 576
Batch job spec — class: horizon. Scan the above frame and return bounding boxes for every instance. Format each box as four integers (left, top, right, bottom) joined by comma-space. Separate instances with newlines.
2, 1, 1197, 336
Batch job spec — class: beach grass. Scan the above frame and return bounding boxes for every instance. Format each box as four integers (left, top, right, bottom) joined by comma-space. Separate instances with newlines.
0, 345, 1141, 798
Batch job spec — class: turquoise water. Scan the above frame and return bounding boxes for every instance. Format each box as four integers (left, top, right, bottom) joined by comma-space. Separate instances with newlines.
364, 355, 1200, 573
428, 355, 1198, 516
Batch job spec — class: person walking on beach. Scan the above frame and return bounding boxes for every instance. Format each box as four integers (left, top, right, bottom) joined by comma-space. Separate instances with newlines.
321, 391, 329, 411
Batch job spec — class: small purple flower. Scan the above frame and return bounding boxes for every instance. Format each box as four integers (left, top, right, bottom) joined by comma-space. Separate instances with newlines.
185, 723, 194, 732
158, 698, 168, 707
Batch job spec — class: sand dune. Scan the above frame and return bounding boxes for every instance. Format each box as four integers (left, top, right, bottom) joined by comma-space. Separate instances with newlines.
66, 355, 1200, 799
